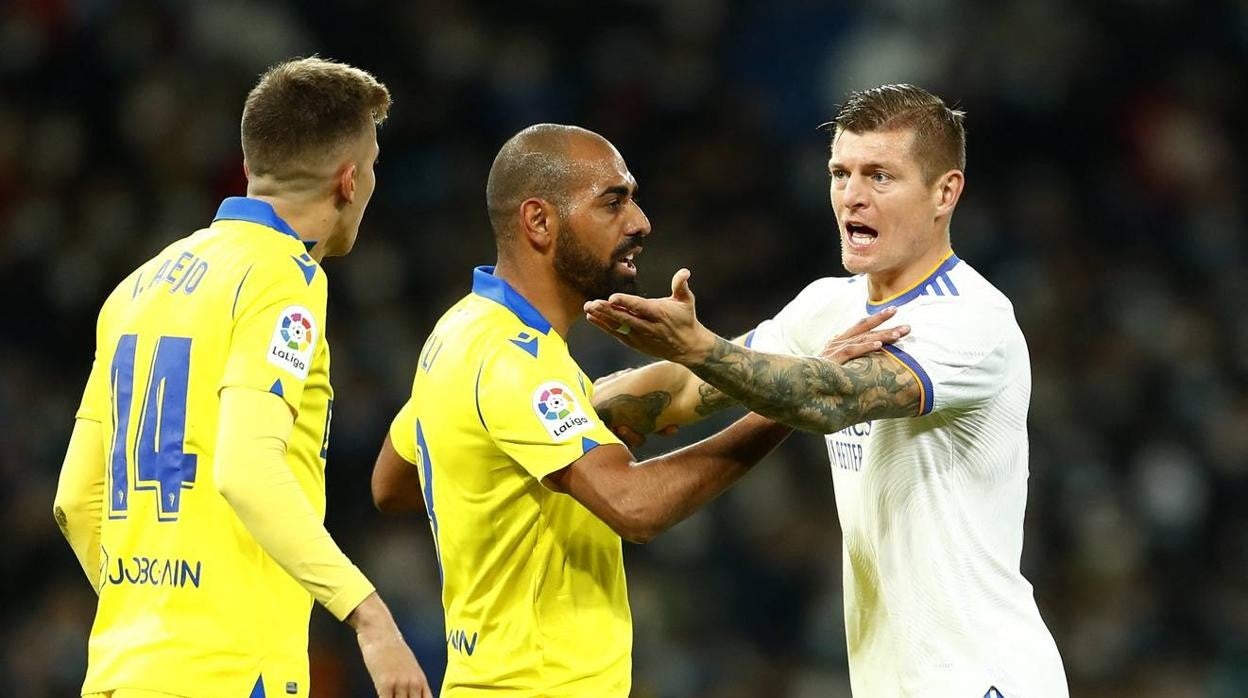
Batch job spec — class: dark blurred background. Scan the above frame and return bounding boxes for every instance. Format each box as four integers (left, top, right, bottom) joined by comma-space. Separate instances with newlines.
3, 0, 1247, 696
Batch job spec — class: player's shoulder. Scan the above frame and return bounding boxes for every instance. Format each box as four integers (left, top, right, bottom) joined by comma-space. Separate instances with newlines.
904, 259, 1020, 346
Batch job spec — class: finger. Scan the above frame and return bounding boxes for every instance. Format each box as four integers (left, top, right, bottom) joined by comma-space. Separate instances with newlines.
857, 324, 910, 346
585, 302, 638, 328
601, 292, 658, 318
670, 268, 693, 301
829, 340, 884, 363
835, 307, 896, 341
657, 424, 680, 436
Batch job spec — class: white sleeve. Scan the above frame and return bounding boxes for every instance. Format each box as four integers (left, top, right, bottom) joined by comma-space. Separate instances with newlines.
745, 277, 853, 357
882, 297, 1013, 415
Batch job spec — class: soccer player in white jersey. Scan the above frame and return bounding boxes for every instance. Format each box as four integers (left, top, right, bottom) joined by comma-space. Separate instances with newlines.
586, 84, 1069, 697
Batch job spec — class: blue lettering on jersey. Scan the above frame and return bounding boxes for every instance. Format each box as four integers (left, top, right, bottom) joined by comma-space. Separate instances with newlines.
105, 555, 203, 588
141, 251, 210, 297
984, 688, 1005, 698
419, 334, 445, 373
447, 628, 479, 656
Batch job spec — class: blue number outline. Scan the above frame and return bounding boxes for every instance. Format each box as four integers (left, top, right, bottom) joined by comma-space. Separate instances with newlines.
108, 334, 197, 521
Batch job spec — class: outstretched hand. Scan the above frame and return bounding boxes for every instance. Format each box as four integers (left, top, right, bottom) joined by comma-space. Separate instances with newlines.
820, 306, 911, 363
585, 268, 718, 365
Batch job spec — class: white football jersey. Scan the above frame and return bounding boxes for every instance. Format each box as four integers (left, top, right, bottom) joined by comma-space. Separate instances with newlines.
747, 253, 1068, 698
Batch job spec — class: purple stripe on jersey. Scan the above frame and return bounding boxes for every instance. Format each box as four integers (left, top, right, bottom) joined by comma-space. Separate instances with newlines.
865, 254, 961, 314
882, 345, 934, 415
744, 329, 756, 348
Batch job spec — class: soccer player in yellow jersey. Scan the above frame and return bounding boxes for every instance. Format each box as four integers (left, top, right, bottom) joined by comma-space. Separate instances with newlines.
53, 58, 432, 698
371, 124, 901, 697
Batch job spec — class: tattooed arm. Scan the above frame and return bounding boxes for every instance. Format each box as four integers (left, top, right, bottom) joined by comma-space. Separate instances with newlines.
592, 342, 741, 438
585, 268, 918, 434
681, 337, 920, 434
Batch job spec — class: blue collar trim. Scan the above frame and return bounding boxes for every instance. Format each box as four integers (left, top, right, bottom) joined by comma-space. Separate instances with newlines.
865, 254, 961, 314
213, 197, 302, 241
472, 266, 552, 334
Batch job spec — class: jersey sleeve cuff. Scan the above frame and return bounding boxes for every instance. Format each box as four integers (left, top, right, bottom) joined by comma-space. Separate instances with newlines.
881, 345, 934, 416
323, 571, 377, 622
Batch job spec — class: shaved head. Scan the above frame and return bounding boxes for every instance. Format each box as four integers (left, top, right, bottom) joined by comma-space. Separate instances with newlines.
485, 124, 612, 244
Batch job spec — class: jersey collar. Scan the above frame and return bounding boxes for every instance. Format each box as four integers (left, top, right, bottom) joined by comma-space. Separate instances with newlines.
213, 197, 303, 242
865, 252, 961, 314
472, 266, 553, 334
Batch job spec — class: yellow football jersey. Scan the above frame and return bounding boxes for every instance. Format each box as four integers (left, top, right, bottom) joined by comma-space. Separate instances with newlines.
74, 198, 334, 698
390, 267, 632, 697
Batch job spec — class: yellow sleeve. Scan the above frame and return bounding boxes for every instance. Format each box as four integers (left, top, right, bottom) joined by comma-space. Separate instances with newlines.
477, 344, 622, 482
53, 418, 106, 593
214, 385, 375, 621
388, 398, 419, 464
221, 256, 328, 415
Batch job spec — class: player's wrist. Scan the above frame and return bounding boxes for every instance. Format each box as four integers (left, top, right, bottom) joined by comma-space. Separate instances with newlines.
675, 325, 719, 367
346, 592, 394, 633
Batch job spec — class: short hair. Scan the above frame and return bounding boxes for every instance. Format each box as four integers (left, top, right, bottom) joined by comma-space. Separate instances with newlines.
241, 57, 391, 179
485, 124, 599, 242
831, 84, 966, 181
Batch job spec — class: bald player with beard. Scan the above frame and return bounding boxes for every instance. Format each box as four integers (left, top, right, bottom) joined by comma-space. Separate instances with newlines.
369, 124, 905, 697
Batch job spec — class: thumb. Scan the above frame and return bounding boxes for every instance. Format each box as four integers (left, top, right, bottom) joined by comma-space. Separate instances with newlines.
671, 268, 693, 302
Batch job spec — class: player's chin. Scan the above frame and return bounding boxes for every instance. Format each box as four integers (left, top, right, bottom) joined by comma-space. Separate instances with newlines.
609, 269, 640, 296
840, 248, 876, 275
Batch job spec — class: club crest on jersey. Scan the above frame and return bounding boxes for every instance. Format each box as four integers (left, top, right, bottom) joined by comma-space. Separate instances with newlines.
532, 381, 593, 442
267, 305, 316, 379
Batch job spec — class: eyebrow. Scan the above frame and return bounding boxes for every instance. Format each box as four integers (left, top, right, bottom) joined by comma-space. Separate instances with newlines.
829, 159, 895, 170
598, 183, 637, 198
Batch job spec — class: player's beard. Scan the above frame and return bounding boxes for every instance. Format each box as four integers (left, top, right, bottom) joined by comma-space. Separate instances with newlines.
554, 225, 640, 301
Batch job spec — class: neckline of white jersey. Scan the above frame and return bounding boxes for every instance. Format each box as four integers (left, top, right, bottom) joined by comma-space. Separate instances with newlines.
864, 253, 962, 315
471, 266, 553, 335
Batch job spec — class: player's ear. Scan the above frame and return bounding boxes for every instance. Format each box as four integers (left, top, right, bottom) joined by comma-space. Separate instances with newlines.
338, 162, 359, 205
933, 169, 964, 217
519, 197, 556, 253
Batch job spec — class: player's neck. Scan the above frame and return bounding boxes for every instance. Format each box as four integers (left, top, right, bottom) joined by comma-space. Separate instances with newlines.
866, 243, 955, 303
248, 194, 335, 261
493, 259, 579, 338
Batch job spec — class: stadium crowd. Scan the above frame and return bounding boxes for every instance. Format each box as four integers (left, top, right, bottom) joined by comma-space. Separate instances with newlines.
2, 0, 1245, 695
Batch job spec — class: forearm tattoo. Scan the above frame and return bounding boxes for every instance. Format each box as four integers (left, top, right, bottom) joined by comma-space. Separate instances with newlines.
595, 391, 672, 434
687, 337, 921, 433
694, 382, 736, 416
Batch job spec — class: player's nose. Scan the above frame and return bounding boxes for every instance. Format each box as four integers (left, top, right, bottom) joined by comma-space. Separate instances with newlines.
843, 174, 870, 209
630, 201, 652, 237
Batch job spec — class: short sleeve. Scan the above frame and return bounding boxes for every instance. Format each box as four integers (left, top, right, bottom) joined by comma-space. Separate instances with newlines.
746, 277, 855, 357
220, 257, 328, 413
476, 342, 622, 482
388, 398, 419, 464
885, 298, 1012, 415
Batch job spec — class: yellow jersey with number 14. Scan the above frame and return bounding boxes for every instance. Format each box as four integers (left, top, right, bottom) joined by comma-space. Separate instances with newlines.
74, 197, 333, 698
390, 266, 631, 697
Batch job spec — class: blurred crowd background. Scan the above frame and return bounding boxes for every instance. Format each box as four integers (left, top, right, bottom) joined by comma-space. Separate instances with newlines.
3, 0, 1247, 696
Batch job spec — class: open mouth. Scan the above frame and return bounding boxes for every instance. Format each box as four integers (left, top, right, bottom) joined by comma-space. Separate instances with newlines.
616, 247, 642, 273
845, 222, 879, 248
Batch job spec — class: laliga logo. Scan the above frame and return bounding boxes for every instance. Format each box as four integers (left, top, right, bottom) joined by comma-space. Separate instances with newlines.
537, 387, 574, 421
280, 312, 314, 351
